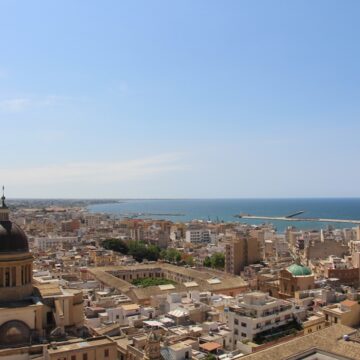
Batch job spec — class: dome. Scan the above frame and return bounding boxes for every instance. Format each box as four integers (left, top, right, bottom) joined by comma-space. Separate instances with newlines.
0, 221, 29, 253
287, 263, 312, 276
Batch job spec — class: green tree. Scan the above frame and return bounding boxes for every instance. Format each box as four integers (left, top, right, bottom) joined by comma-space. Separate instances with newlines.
203, 256, 212, 267
211, 252, 225, 269
204, 354, 216, 360
128, 241, 160, 262
102, 238, 129, 254
184, 255, 194, 266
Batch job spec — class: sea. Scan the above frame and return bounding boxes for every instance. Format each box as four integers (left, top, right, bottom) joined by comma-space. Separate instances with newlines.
87, 198, 360, 233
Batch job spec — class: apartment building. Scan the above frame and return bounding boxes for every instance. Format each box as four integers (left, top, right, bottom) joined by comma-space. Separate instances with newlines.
228, 292, 294, 344
35, 236, 79, 250
225, 235, 260, 275
185, 226, 214, 244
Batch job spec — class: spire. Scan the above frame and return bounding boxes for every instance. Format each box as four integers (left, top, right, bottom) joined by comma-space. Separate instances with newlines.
1, 186, 7, 209
0, 186, 9, 221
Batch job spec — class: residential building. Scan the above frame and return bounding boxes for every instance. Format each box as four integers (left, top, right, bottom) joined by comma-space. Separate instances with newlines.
228, 292, 294, 344
225, 235, 260, 275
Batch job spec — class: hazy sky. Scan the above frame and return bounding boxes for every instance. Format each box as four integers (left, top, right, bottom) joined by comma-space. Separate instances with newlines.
1, 1, 360, 198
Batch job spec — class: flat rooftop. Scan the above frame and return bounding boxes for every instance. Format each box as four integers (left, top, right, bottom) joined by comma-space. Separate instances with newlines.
47, 337, 114, 354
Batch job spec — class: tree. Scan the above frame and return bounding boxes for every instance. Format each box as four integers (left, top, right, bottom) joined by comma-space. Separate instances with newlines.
204, 354, 216, 360
128, 241, 160, 262
160, 248, 182, 263
203, 253, 225, 269
102, 238, 129, 254
203, 256, 212, 267
183, 254, 194, 266
211, 252, 225, 269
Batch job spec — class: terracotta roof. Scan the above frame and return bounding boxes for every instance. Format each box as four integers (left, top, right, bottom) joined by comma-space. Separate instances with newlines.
341, 300, 358, 307
199, 342, 222, 352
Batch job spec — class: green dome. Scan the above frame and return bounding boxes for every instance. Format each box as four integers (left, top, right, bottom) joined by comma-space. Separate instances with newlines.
287, 263, 312, 276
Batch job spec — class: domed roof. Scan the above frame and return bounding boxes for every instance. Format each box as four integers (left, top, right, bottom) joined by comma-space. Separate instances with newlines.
0, 221, 29, 253
287, 263, 312, 276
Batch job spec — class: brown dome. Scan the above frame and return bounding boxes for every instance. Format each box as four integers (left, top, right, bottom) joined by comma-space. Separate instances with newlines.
0, 221, 29, 253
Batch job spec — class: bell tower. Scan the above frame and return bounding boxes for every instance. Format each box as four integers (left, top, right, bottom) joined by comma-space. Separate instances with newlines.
144, 332, 161, 360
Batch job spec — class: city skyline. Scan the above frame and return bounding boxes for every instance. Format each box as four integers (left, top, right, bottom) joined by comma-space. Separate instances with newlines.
1, 1, 360, 198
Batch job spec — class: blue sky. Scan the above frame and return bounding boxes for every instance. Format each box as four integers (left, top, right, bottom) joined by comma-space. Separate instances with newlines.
1, 0, 360, 198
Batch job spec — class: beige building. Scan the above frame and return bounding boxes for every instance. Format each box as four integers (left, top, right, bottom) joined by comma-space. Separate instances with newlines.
225, 235, 260, 275
228, 292, 295, 345
323, 299, 360, 328
88, 263, 248, 304
302, 313, 326, 335
44, 336, 117, 360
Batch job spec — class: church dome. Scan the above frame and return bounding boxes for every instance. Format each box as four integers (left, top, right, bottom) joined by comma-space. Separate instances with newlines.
0, 221, 29, 253
287, 263, 312, 276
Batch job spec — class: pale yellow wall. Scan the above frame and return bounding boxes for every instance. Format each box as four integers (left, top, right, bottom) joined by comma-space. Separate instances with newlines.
47, 344, 117, 360
0, 306, 38, 329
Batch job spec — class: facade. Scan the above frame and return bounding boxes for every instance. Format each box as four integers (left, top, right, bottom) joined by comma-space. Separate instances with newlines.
225, 235, 260, 275
302, 313, 326, 335
35, 236, 79, 251
323, 300, 360, 328
228, 292, 294, 344
44, 336, 117, 360
185, 227, 213, 243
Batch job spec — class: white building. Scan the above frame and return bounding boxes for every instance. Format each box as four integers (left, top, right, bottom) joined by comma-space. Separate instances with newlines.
185, 227, 215, 243
228, 292, 295, 345
35, 236, 78, 250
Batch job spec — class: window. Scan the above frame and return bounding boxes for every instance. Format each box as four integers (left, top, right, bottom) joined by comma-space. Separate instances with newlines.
83, 354, 88, 360
241, 333, 247, 337
325, 314, 329, 321
234, 319, 239, 325
47, 312, 53, 325
234, 329, 238, 335
104, 349, 109, 357
5, 268, 10, 287
334, 317, 338, 324
241, 322, 247, 327
11, 267, 16, 287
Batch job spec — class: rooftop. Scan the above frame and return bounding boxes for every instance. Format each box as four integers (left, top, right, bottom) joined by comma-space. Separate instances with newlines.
242, 324, 360, 360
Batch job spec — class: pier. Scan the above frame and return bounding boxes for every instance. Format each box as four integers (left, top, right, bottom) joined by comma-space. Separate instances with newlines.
235, 214, 360, 225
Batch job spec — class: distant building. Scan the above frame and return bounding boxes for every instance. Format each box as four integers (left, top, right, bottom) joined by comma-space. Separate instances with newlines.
185, 226, 214, 244
225, 235, 260, 275
35, 236, 78, 250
